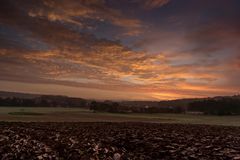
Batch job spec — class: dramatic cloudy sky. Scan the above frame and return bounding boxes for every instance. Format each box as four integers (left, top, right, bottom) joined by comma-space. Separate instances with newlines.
0, 0, 239, 100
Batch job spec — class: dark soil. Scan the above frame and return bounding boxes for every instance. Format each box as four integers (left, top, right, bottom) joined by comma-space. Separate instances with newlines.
0, 122, 240, 160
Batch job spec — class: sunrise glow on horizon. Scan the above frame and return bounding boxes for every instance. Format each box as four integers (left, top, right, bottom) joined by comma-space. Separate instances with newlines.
0, 0, 240, 100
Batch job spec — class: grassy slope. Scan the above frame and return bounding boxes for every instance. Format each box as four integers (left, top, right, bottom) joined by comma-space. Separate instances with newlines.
0, 107, 240, 126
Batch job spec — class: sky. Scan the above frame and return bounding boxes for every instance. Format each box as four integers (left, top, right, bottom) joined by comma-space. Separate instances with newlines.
0, 0, 240, 100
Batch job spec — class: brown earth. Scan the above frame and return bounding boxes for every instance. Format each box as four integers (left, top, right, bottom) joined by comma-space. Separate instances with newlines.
0, 122, 240, 160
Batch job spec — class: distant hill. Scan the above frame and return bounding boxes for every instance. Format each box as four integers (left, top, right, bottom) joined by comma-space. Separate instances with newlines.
0, 91, 41, 99
1, 91, 240, 115
187, 95, 240, 115
121, 95, 240, 108
0, 91, 88, 108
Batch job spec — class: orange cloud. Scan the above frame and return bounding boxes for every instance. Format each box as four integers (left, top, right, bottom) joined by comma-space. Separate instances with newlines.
28, 0, 142, 35
0, 0, 239, 100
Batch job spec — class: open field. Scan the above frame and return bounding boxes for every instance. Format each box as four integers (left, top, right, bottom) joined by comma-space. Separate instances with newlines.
1, 107, 240, 159
0, 122, 240, 159
1, 107, 240, 126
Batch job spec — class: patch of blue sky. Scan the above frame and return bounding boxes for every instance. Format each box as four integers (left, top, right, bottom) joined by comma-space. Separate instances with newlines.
65, 18, 142, 51
120, 75, 145, 85
58, 77, 105, 84
185, 78, 214, 85
0, 24, 50, 51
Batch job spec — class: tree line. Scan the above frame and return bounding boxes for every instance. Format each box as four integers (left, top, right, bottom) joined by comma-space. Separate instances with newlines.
0, 95, 87, 108
89, 101, 184, 113
188, 97, 240, 115
1, 94, 240, 115
89, 96, 240, 115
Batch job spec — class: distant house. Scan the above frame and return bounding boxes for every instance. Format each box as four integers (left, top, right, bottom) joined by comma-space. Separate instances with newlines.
144, 105, 149, 109
185, 111, 204, 115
